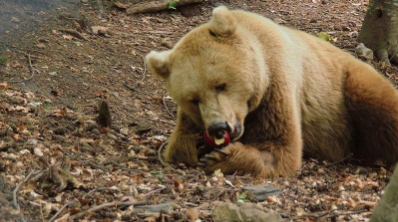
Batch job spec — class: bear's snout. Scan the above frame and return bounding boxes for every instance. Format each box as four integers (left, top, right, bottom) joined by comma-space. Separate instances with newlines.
207, 121, 231, 139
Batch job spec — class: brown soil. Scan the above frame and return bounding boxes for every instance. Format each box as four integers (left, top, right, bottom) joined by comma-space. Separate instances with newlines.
0, 0, 397, 221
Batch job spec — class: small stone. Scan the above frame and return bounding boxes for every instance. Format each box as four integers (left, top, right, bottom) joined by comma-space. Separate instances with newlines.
85, 120, 98, 131
355, 43, 374, 60
348, 31, 358, 38
239, 203, 284, 222
135, 203, 175, 214
111, 125, 121, 133
212, 203, 242, 222
132, 123, 152, 135
34, 148, 44, 157
9, 96, 26, 105
91, 129, 100, 135
120, 127, 129, 136
242, 185, 282, 201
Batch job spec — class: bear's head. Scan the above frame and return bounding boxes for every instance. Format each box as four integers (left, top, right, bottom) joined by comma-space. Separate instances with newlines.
146, 6, 268, 141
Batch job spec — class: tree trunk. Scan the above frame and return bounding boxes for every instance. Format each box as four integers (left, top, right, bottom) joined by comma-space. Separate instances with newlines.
370, 165, 398, 221
358, 0, 398, 66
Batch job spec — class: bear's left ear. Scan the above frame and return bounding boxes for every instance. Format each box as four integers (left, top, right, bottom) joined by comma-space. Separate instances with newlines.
146, 50, 171, 79
209, 6, 237, 37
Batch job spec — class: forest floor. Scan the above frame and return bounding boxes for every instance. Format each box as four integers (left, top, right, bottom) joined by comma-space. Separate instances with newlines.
1, 0, 398, 221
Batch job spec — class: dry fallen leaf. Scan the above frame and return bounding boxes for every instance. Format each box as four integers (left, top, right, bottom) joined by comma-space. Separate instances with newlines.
91, 26, 109, 35
186, 207, 200, 222
62, 34, 73, 40
0, 82, 7, 90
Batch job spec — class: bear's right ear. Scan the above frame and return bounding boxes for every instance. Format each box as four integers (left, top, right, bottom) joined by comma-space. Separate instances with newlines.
209, 6, 237, 37
146, 50, 171, 79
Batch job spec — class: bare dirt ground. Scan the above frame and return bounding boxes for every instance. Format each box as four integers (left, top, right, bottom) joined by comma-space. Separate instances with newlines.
1, 0, 397, 221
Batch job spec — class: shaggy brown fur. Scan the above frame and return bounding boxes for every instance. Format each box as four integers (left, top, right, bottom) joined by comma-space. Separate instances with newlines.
146, 6, 398, 178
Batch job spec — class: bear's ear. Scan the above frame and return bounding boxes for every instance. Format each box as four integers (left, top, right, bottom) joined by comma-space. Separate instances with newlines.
209, 6, 237, 37
146, 50, 171, 79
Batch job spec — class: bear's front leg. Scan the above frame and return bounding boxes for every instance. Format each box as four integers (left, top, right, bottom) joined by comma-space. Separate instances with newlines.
163, 109, 202, 166
198, 142, 276, 177
198, 141, 301, 178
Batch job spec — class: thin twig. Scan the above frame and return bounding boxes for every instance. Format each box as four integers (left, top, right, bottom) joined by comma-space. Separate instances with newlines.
80, 161, 108, 172
157, 141, 186, 175
40, 201, 44, 222
144, 187, 166, 197
138, 55, 147, 84
123, 83, 150, 96
158, 141, 168, 168
162, 93, 175, 119
126, 55, 147, 88
13, 170, 45, 210
325, 153, 353, 168
9, 53, 37, 83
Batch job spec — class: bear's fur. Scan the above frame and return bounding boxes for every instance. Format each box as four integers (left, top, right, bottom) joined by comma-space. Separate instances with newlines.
146, 6, 398, 178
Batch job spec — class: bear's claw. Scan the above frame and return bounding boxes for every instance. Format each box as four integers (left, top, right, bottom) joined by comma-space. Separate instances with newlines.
197, 162, 206, 167
214, 148, 228, 155
198, 146, 231, 171
204, 153, 219, 161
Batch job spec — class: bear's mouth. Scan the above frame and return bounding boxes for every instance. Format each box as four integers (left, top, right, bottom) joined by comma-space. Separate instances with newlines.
206, 121, 243, 142
230, 121, 243, 141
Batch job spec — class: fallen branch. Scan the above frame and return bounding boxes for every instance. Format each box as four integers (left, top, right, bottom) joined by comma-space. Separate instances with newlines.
49, 187, 107, 222
13, 170, 45, 210
293, 209, 368, 220
320, 209, 368, 220
127, 0, 204, 15
58, 29, 89, 41
69, 200, 146, 220
48, 199, 75, 222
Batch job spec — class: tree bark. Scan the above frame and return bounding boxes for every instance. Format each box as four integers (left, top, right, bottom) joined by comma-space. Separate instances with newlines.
370, 165, 398, 221
358, 0, 398, 66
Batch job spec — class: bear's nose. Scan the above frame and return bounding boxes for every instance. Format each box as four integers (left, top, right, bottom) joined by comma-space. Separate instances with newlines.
207, 122, 231, 139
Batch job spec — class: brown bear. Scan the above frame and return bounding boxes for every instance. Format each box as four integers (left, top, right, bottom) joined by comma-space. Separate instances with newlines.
146, 6, 398, 178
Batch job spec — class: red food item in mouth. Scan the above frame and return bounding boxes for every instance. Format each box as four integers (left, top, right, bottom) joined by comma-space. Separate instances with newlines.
203, 131, 231, 148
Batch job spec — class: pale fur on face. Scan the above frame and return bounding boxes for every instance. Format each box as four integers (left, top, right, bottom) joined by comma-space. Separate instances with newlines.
146, 6, 268, 138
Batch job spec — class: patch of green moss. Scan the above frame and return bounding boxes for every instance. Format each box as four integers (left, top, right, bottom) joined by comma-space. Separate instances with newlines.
0, 55, 8, 65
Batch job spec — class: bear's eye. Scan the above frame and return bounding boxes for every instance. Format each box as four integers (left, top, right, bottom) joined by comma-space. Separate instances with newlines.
209, 30, 219, 38
190, 98, 200, 105
215, 84, 226, 93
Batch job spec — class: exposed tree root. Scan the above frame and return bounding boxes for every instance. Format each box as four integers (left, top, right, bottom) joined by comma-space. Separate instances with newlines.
127, 0, 204, 15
